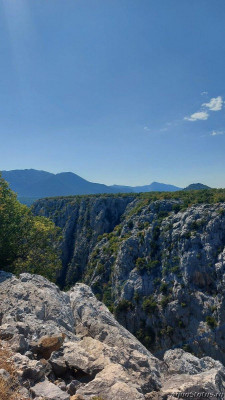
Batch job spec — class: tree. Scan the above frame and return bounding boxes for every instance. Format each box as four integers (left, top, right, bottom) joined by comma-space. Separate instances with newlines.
0, 174, 62, 281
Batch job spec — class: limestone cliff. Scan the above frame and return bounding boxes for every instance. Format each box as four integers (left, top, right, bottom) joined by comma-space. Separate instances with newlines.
33, 194, 225, 364
0, 272, 224, 399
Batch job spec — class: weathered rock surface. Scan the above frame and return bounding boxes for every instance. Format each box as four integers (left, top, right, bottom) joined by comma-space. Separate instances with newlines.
159, 349, 225, 398
33, 196, 225, 365
30, 333, 66, 359
0, 272, 161, 399
31, 380, 70, 400
0, 271, 225, 399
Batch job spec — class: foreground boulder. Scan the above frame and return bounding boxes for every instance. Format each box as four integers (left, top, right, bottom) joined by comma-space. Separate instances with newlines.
0, 271, 161, 399
30, 333, 66, 359
0, 271, 225, 399
160, 349, 225, 397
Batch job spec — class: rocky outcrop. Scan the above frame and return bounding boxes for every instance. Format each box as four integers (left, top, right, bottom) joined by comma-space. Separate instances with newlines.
1, 271, 224, 399
33, 195, 225, 365
85, 200, 225, 364
0, 271, 161, 399
162, 349, 225, 394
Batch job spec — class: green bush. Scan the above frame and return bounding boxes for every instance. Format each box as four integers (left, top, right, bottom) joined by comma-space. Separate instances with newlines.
172, 203, 181, 213
160, 295, 170, 308
206, 315, 217, 328
135, 257, 146, 270
136, 325, 155, 347
115, 299, 134, 315
134, 291, 140, 303
136, 258, 160, 274
170, 265, 180, 274
160, 282, 168, 294
142, 296, 157, 314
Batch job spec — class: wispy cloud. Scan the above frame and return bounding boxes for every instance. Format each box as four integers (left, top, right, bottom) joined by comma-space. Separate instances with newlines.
184, 95, 223, 122
210, 130, 224, 136
201, 91, 208, 96
202, 96, 223, 111
184, 111, 209, 122
144, 126, 150, 132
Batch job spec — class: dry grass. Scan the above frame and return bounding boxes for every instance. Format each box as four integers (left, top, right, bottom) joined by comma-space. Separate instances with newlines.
0, 341, 29, 400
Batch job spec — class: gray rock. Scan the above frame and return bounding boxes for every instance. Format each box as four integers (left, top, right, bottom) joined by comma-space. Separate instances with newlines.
70, 283, 162, 393
164, 348, 224, 375
12, 353, 46, 383
1, 271, 225, 399
160, 349, 225, 397
0, 272, 162, 398
0, 368, 10, 381
31, 380, 70, 400
67, 379, 82, 395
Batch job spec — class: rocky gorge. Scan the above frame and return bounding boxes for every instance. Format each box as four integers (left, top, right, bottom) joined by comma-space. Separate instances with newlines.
32, 192, 225, 364
2, 190, 225, 398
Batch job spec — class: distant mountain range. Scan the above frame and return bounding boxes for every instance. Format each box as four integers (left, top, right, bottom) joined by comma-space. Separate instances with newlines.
1, 169, 183, 202
1, 169, 212, 205
183, 183, 211, 191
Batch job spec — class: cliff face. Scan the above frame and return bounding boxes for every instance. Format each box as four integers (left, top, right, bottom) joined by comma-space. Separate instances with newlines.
33, 194, 225, 364
0, 272, 224, 399
32, 195, 136, 286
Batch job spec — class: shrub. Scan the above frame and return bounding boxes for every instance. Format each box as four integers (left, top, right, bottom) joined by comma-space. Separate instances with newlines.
115, 299, 134, 315
182, 344, 191, 352
147, 260, 160, 271
135, 257, 146, 273
96, 263, 104, 274
136, 325, 155, 348
142, 296, 157, 314
127, 220, 134, 229
206, 316, 217, 328
172, 203, 181, 213
154, 277, 161, 285
170, 265, 180, 274
160, 295, 170, 308
134, 291, 140, 303
160, 282, 168, 294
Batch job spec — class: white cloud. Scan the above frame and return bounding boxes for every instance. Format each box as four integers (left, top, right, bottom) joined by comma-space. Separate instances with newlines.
210, 130, 224, 136
202, 96, 223, 111
144, 126, 150, 132
201, 91, 208, 96
184, 111, 209, 122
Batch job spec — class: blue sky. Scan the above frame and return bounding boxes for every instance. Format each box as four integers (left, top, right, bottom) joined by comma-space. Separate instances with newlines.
0, 0, 225, 188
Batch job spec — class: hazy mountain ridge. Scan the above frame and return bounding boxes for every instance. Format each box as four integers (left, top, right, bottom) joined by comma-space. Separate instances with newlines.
2, 169, 182, 202
183, 183, 211, 191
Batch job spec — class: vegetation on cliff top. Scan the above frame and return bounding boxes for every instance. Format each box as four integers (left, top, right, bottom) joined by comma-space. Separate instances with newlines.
35, 187, 225, 209
0, 175, 62, 281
